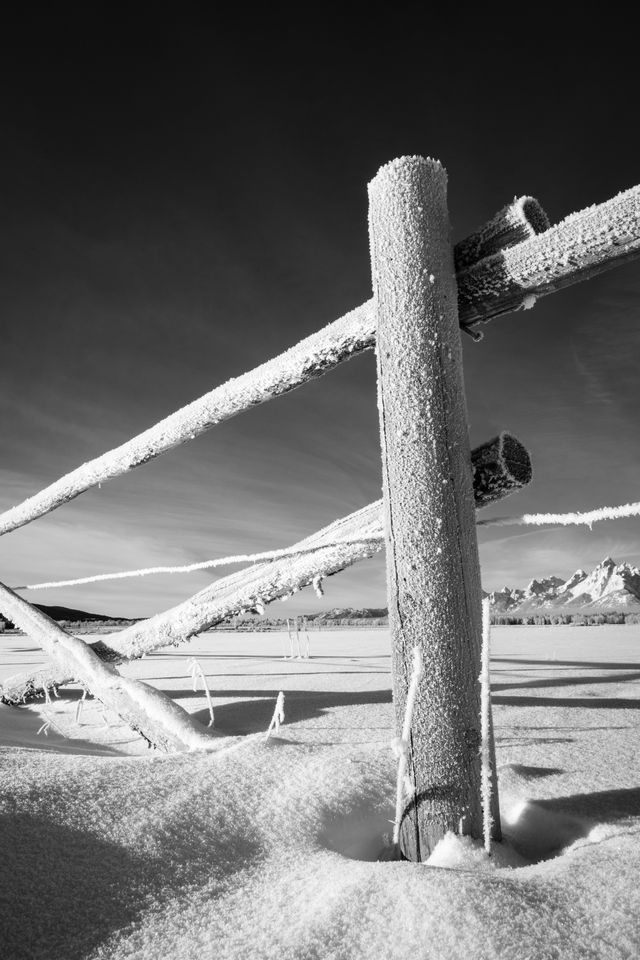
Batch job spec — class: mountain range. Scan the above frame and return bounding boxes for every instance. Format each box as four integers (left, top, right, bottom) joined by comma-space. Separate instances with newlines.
3, 559, 639, 628
486, 557, 640, 614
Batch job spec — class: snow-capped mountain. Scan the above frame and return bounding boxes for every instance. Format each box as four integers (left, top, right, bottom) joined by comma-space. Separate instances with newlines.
486, 557, 640, 613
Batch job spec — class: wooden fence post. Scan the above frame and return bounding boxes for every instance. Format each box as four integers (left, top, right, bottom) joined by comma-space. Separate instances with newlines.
368, 156, 501, 861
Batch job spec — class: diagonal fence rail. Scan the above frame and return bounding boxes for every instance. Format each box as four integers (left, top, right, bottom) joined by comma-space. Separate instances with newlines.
1, 433, 530, 702
5, 187, 639, 538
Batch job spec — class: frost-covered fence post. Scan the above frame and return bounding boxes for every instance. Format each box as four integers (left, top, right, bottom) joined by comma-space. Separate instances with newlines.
368, 156, 501, 861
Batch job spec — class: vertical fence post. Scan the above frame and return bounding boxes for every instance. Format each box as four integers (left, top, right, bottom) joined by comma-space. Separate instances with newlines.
368, 156, 501, 861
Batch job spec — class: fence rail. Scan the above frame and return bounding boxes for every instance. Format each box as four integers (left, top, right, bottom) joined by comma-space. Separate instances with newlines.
1, 433, 530, 703
7, 187, 636, 538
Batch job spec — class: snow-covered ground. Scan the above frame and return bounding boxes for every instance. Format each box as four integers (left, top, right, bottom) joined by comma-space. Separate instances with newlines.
1, 625, 640, 959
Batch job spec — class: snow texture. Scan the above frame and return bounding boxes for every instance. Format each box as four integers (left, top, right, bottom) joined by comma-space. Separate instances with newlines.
2, 625, 640, 960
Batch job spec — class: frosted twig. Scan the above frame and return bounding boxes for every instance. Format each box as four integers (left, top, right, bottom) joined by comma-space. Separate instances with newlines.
74, 688, 88, 724
265, 691, 285, 740
479, 598, 493, 854
477, 499, 640, 529
285, 618, 295, 659
37, 711, 67, 739
188, 659, 215, 728
391, 646, 423, 845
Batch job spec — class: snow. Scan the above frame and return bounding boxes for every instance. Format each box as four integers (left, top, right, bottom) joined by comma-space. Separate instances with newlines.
2, 624, 640, 959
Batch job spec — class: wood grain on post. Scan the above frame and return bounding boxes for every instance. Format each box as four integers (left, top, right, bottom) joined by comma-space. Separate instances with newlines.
454, 196, 549, 271
368, 155, 501, 861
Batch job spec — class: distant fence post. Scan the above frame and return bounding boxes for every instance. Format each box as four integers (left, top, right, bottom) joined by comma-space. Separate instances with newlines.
368, 156, 501, 861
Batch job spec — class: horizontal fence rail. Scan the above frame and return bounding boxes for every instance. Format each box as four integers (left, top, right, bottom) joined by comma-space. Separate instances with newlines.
477, 499, 640, 529
0, 197, 550, 539
1, 433, 531, 703
12, 433, 533, 592
459, 183, 640, 334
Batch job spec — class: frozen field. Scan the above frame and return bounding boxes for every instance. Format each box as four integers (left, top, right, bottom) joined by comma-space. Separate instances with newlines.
1, 625, 640, 959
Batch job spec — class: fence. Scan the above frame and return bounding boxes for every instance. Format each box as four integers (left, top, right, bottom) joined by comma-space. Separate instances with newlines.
1, 156, 639, 860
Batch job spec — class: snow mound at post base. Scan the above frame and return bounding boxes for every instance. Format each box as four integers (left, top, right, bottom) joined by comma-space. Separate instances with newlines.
1, 626, 640, 960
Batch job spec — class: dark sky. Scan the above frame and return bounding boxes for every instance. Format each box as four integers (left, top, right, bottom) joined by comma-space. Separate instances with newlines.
1, 11, 639, 617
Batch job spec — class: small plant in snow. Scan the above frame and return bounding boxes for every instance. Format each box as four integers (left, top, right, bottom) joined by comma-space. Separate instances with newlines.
37, 718, 51, 736
391, 645, 422, 845
188, 658, 215, 727
284, 619, 295, 658
75, 688, 88, 724
265, 691, 285, 740
37, 711, 67, 738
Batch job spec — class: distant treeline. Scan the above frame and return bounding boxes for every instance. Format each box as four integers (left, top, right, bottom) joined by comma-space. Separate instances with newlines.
492, 612, 640, 626
215, 616, 389, 631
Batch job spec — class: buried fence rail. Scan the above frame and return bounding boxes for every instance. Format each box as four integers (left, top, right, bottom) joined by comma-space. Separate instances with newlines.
1, 154, 640, 862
